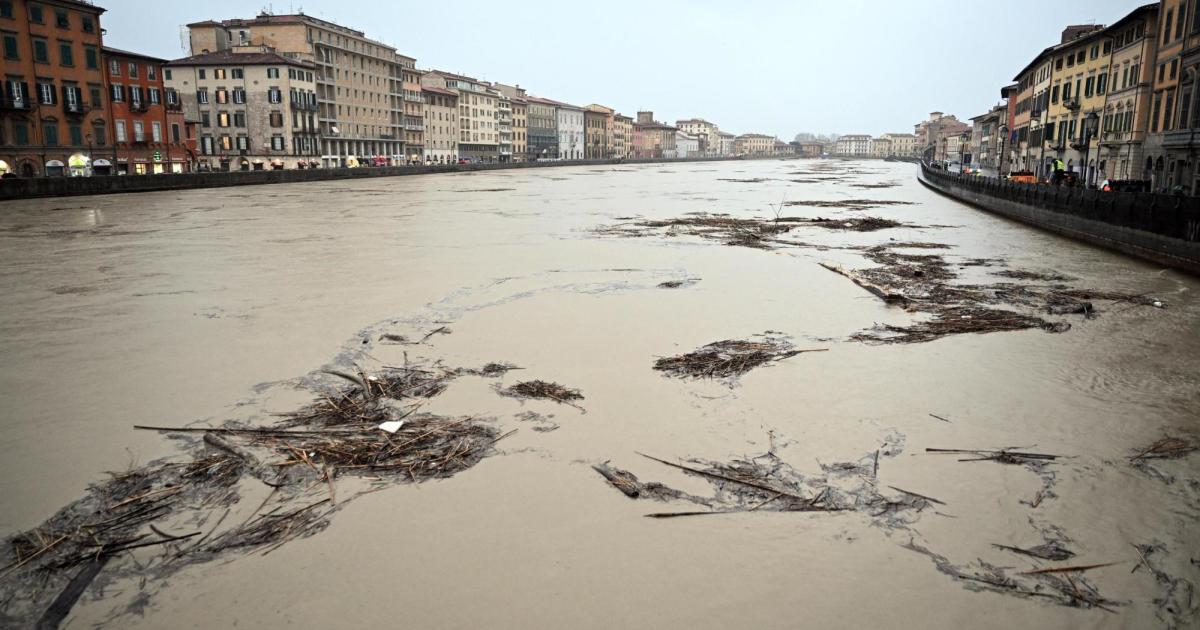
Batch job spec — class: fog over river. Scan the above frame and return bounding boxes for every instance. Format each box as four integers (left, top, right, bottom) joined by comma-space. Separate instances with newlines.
1, 159, 1197, 628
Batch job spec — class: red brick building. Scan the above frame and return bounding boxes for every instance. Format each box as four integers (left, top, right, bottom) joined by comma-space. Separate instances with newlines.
102, 46, 193, 174
0, 0, 109, 177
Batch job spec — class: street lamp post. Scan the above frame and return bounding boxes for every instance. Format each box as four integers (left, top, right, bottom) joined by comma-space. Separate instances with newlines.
998, 124, 1008, 179
959, 131, 970, 174
1083, 111, 1099, 187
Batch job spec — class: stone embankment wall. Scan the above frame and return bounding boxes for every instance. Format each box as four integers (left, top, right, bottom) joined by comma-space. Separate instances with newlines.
0, 156, 749, 201
918, 163, 1200, 276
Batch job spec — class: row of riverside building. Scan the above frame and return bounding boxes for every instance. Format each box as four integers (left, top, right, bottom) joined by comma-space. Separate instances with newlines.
932, 2, 1200, 194
0, 2, 799, 177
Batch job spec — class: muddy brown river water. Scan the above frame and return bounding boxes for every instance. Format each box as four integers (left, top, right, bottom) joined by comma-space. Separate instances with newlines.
1, 159, 1198, 628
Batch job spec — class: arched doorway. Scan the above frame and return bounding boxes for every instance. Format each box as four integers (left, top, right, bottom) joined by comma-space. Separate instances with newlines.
19, 161, 36, 177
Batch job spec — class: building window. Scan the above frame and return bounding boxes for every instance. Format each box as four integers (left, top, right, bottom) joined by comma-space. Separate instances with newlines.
1181, 89, 1193, 131
219, 135, 231, 151
217, 112, 229, 127
215, 89, 227, 104
267, 67, 279, 79
232, 88, 244, 104
171, 123, 180, 143
58, 41, 72, 66
13, 121, 28, 145
271, 136, 284, 150
84, 45, 97, 69
126, 61, 137, 78
213, 68, 225, 80
109, 58, 119, 75
81, 16, 93, 33
54, 8, 67, 28
28, 4, 42, 22
236, 136, 248, 150
147, 65, 156, 81
164, 69, 172, 81
108, 83, 123, 102
69, 123, 81, 145
201, 111, 210, 127
201, 136, 214, 154
270, 111, 283, 127
44, 121, 59, 145
133, 120, 144, 142
3, 32, 18, 59
268, 88, 281, 103
38, 82, 56, 104
151, 121, 161, 142
148, 87, 159, 104
0, 1, 11, 19
33, 38, 48, 62
1164, 92, 1175, 131
233, 111, 245, 127
88, 84, 101, 106
231, 68, 243, 79
92, 121, 105, 145
196, 89, 208, 104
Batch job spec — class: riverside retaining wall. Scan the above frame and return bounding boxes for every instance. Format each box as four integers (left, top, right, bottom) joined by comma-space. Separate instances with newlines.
918, 163, 1200, 276
0, 156, 751, 201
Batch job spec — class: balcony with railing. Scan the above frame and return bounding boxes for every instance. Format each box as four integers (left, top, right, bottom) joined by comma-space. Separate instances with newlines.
2, 97, 31, 110
64, 101, 87, 115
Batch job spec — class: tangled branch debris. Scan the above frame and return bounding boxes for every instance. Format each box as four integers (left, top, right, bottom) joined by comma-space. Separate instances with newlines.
992, 269, 1075, 282
993, 542, 1076, 562
591, 462, 704, 503
1131, 437, 1196, 461
904, 541, 1121, 612
821, 241, 1164, 344
852, 307, 1070, 344
653, 334, 825, 381
849, 181, 902, 189
500, 380, 584, 406
0, 361, 506, 628
783, 199, 915, 211
596, 432, 920, 523
595, 212, 921, 251
926, 447, 1062, 466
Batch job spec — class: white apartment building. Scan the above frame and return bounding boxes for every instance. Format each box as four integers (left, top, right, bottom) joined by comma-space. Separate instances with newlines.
675, 118, 720, 155
835, 134, 871, 156
557, 103, 584, 160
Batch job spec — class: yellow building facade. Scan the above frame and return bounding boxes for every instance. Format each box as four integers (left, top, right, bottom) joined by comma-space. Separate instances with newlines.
1046, 26, 1113, 183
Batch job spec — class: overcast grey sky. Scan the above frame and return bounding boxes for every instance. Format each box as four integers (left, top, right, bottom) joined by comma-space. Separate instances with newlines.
102, 0, 1141, 138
